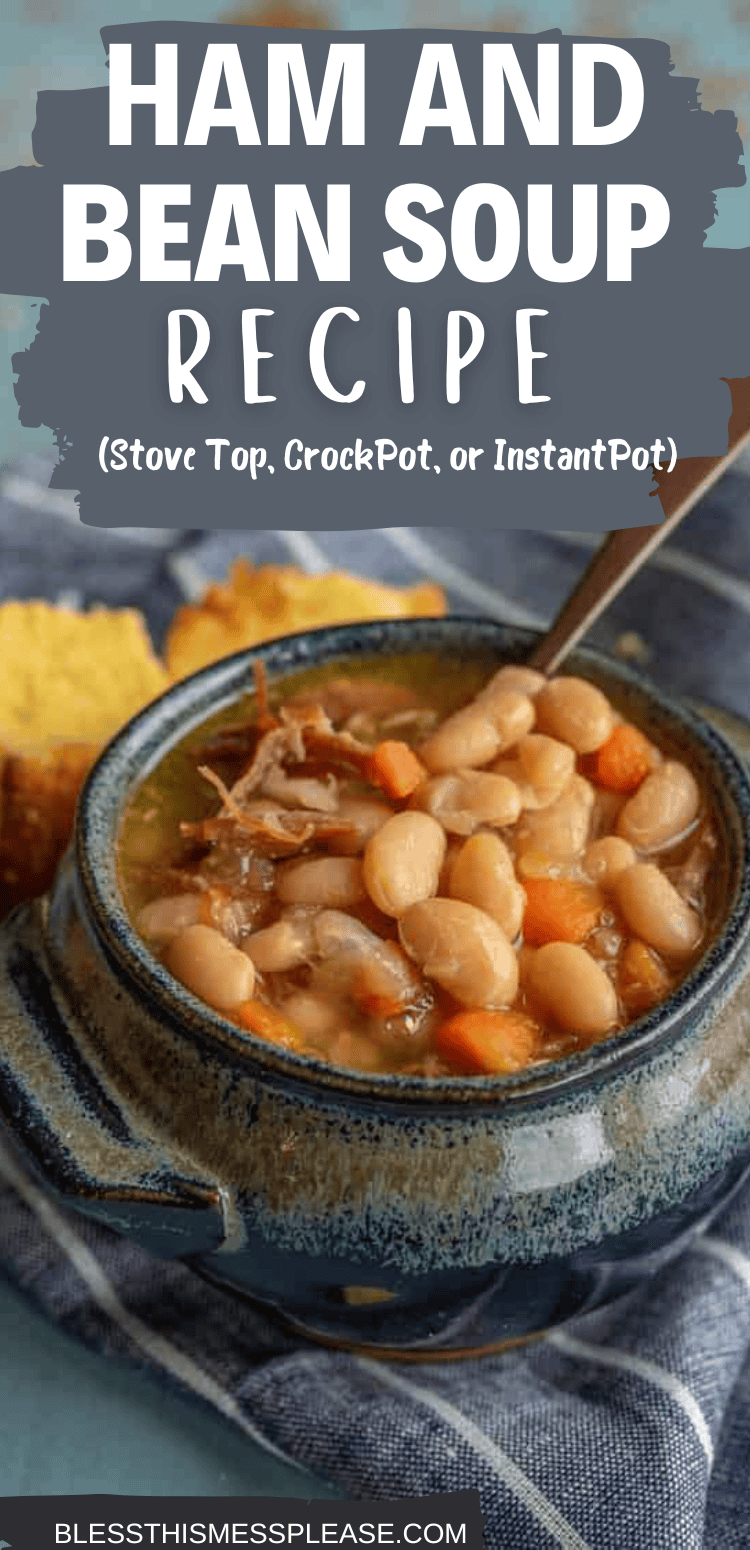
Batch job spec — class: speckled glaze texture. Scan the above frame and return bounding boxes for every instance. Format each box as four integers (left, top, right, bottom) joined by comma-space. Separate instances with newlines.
2, 618, 750, 1355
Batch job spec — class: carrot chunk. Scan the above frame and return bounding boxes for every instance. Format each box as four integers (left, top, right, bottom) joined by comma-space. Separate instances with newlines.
589, 724, 657, 793
522, 877, 602, 946
357, 992, 408, 1018
237, 999, 305, 1048
436, 1009, 540, 1074
369, 739, 427, 800
618, 938, 672, 1014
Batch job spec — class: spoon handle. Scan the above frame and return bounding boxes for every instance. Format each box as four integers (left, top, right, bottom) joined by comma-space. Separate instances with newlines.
528, 422, 750, 675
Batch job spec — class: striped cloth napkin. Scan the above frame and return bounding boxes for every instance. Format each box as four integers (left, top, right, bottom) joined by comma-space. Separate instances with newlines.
2, 459, 750, 1548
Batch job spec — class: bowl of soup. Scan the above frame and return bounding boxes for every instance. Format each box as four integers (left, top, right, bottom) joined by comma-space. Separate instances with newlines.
1, 617, 749, 1357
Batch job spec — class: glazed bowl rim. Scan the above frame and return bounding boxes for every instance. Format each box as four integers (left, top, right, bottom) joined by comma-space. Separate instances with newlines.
75, 616, 750, 1108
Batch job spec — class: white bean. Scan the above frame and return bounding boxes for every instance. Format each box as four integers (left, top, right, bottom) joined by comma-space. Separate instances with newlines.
313, 911, 423, 1006
282, 991, 340, 1038
449, 833, 527, 939
583, 836, 637, 887
476, 665, 546, 700
516, 775, 595, 869
276, 856, 365, 908
363, 811, 446, 917
527, 941, 618, 1036
399, 898, 519, 1008
478, 689, 537, 746
613, 863, 702, 957
331, 795, 395, 855
245, 911, 317, 972
419, 691, 534, 773
411, 770, 522, 835
535, 676, 615, 753
493, 734, 576, 810
418, 706, 503, 773
166, 923, 255, 1011
616, 762, 700, 852
137, 893, 201, 943
354, 941, 425, 1009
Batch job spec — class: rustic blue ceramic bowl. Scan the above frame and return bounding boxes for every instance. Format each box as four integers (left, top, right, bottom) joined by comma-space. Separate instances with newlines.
1, 617, 750, 1358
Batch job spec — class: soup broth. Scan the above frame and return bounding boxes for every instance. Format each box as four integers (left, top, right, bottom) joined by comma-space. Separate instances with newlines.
118, 653, 727, 1078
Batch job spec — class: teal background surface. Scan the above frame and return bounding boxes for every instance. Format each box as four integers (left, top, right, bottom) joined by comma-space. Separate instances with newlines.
0, 1277, 347, 1497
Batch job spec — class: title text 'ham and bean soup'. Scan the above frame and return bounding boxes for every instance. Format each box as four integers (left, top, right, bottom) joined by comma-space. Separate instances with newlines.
118, 656, 725, 1078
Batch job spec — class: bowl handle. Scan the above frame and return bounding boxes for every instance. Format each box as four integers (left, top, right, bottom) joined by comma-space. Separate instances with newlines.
0, 899, 225, 1260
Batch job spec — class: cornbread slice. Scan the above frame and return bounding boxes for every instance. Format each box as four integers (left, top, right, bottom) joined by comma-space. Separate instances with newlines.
0, 602, 169, 914
165, 560, 446, 680
0, 601, 168, 747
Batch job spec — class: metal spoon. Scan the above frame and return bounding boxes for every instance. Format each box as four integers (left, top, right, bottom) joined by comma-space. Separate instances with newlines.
528, 419, 750, 675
